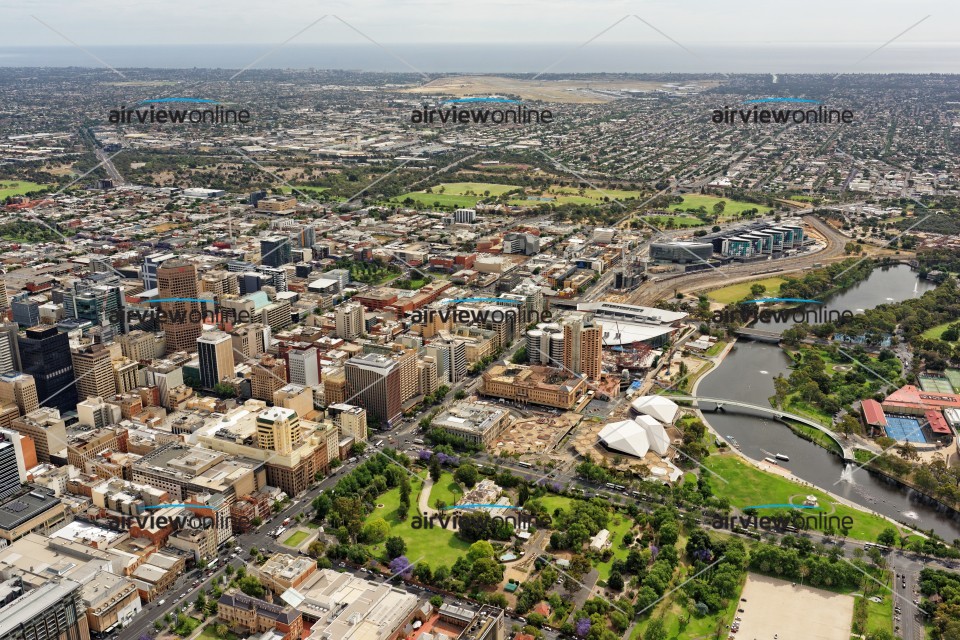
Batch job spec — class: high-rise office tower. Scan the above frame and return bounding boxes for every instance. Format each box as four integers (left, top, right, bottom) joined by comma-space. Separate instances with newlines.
197, 330, 235, 389
230, 322, 270, 360
287, 346, 320, 387
0, 436, 21, 499
259, 266, 288, 293
112, 358, 139, 394
426, 337, 467, 384
18, 326, 77, 413
142, 251, 176, 290
0, 578, 90, 640
260, 236, 292, 268
562, 314, 603, 380
117, 329, 158, 362
250, 354, 287, 402
0, 278, 7, 310
256, 406, 302, 455
328, 403, 367, 442
335, 302, 364, 341
0, 323, 20, 375
62, 274, 127, 334
199, 270, 239, 296
0, 428, 30, 484
295, 224, 315, 250
71, 344, 117, 402
0, 373, 39, 415
157, 259, 202, 354
11, 294, 39, 328
344, 353, 401, 429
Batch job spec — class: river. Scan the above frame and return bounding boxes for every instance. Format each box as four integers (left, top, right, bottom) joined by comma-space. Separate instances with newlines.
696, 264, 960, 539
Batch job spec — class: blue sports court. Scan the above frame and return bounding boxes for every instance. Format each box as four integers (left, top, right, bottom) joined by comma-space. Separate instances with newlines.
884, 416, 927, 443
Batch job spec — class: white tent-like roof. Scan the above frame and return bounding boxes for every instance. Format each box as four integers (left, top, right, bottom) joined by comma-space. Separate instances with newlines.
634, 414, 670, 456
631, 395, 679, 424
598, 419, 650, 458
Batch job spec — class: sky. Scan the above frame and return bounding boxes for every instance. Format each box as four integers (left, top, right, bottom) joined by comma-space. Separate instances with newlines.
0, 0, 956, 48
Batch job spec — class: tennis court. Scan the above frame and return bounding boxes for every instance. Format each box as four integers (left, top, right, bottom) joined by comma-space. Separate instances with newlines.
945, 369, 960, 393
884, 416, 927, 443
918, 375, 954, 394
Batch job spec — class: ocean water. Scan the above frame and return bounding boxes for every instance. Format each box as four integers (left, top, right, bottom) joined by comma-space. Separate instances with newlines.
0, 43, 957, 74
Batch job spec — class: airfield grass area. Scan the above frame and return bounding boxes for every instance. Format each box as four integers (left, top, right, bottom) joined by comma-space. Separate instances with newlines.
0, 180, 51, 198
734, 574, 854, 640
707, 277, 787, 304
672, 194, 773, 216
365, 473, 470, 568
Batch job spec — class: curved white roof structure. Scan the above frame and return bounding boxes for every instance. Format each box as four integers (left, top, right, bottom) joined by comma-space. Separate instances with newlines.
634, 414, 670, 456
598, 419, 650, 458
631, 395, 679, 424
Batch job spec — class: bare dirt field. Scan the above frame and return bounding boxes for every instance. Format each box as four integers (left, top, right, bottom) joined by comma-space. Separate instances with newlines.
736, 573, 854, 640
403, 76, 718, 104
495, 411, 580, 455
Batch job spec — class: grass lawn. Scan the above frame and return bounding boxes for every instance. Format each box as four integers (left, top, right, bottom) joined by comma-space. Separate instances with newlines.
701, 454, 911, 543
673, 194, 772, 216
594, 515, 634, 582
641, 214, 705, 228
172, 616, 201, 637
705, 340, 727, 357
921, 321, 957, 341
394, 192, 479, 208
429, 473, 461, 507
282, 530, 309, 547
534, 494, 578, 515
783, 419, 843, 454
0, 180, 51, 198
863, 590, 894, 637
707, 277, 787, 304
196, 626, 238, 640
783, 396, 835, 427
366, 473, 470, 568
429, 182, 516, 196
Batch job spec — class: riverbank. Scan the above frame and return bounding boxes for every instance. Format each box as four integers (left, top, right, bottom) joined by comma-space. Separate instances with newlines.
689, 337, 927, 540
